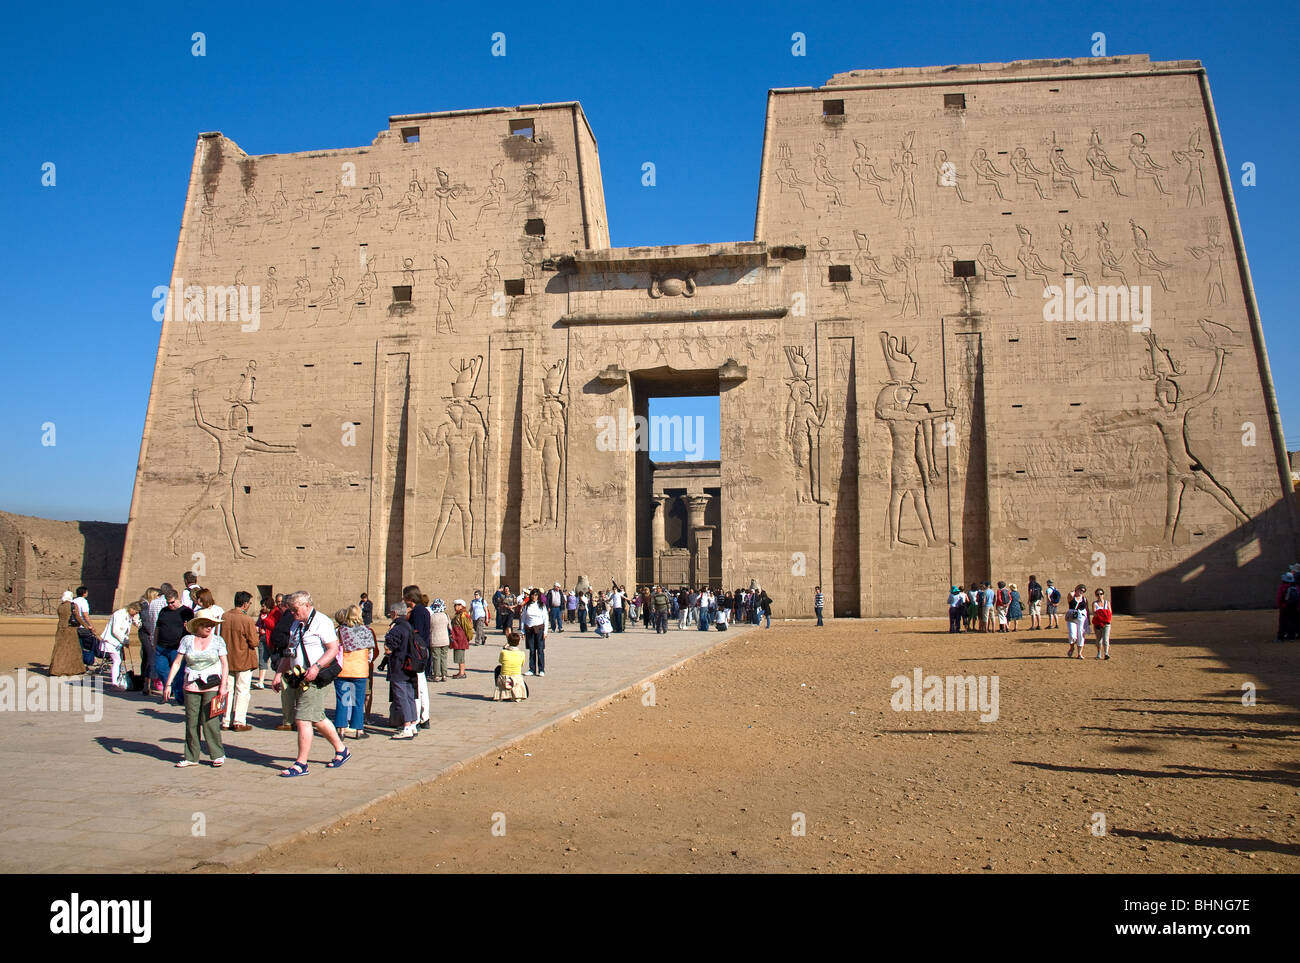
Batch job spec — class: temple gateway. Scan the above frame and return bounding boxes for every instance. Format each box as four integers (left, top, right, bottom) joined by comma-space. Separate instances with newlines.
117, 56, 1298, 617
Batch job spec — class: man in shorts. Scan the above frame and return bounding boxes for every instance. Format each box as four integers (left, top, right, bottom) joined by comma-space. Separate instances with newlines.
273, 590, 350, 776
1045, 579, 1061, 629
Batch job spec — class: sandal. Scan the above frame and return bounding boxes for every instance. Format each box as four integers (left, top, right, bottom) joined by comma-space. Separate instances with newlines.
175, 760, 197, 768
326, 747, 352, 769
211, 757, 225, 767
279, 761, 310, 777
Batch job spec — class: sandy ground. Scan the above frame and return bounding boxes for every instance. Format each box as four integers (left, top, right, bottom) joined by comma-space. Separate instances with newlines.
5, 611, 1297, 873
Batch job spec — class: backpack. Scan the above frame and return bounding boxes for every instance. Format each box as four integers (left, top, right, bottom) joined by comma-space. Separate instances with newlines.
997, 588, 1010, 606
404, 628, 429, 674
1048, 587, 1060, 605
1286, 584, 1300, 605
1029, 584, 1042, 602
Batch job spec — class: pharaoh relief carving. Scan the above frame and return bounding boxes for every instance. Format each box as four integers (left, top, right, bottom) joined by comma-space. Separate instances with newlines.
1172, 131, 1208, 207
874, 333, 953, 550
1015, 224, 1054, 293
933, 150, 970, 204
890, 132, 918, 218
1129, 219, 1173, 292
414, 357, 487, 558
1048, 134, 1087, 198
856, 141, 896, 205
169, 363, 296, 559
1097, 331, 1249, 542
812, 141, 845, 207
775, 142, 811, 210
971, 148, 1008, 200
1187, 219, 1227, 306
525, 360, 567, 530
1128, 133, 1171, 197
977, 242, 1017, 297
784, 346, 828, 505
1009, 147, 1051, 200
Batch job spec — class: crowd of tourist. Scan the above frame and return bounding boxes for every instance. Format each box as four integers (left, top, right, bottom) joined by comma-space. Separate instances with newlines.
946, 576, 1113, 658
48, 571, 777, 773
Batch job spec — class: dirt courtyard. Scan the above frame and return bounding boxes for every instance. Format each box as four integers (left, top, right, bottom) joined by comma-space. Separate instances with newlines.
184, 609, 1297, 874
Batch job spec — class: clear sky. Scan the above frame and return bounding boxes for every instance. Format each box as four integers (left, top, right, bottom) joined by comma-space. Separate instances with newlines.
2, 0, 1296, 522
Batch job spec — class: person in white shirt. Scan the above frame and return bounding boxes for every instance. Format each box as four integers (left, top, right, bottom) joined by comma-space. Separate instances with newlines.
608, 581, 626, 633
71, 586, 93, 631
272, 590, 351, 776
99, 602, 141, 688
181, 572, 201, 611
521, 588, 549, 676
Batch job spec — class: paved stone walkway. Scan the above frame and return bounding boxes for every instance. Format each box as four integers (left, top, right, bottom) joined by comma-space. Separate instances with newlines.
0, 620, 751, 872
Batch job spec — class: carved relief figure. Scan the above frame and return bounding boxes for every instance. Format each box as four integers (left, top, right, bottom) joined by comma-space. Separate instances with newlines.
1128, 133, 1171, 197
894, 239, 921, 318
855, 140, 895, 205
784, 347, 828, 505
891, 133, 918, 217
875, 333, 954, 549
525, 360, 567, 528
1096, 221, 1130, 286
387, 171, 425, 232
350, 171, 383, 233
168, 386, 296, 559
775, 143, 811, 210
416, 357, 487, 558
933, 149, 970, 203
1059, 224, 1090, 286
971, 148, 1008, 200
1129, 219, 1173, 292
812, 142, 844, 206
433, 254, 459, 333
649, 273, 697, 298
1015, 224, 1054, 292
853, 230, 896, 302
977, 242, 1016, 297
1171, 130, 1207, 207
1086, 129, 1126, 196
474, 162, 507, 226
1049, 135, 1087, 198
1187, 220, 1227, 306
1098, 332, 1249, 541
433, 168, 463, 242
1010, 147, 1050, 199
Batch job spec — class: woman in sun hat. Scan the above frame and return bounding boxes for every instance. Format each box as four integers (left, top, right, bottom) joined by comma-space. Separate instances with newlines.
450, 599, 473, 679
163, 606, 229, 768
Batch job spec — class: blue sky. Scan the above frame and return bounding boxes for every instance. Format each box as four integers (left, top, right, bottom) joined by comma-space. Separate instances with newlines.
2, 0, 1296, 521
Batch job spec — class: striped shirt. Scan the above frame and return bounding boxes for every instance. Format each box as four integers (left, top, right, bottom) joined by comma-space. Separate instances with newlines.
814, 592, 824, 608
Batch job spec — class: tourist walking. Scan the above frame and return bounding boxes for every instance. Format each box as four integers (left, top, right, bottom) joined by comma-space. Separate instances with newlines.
522, 588, 548, 676
471, 591, 489, 644
1091, 588, 1113, 659
1065, 584, 1089, 658
162, 606, 228, 768
451, 599, 473, 678
333, 604, 376, 738
221, 592, 259, 730
273, 591, 351, 775
1007, 583, 1023, 631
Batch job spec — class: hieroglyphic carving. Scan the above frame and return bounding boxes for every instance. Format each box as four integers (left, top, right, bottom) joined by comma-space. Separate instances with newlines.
933, 149, 970, 203
1129, 218, 1173, 292
1171, 131, 1207, 206
890, 132, 918, 218
852, 231, 896, 303
1015, 224, 1054, 293
855, 140, 895, 205
169, 370, 296, 559
812, 142, 845, 207
1096, 221, 1130, 286
874, 333, 953, 549
971, 148, 1008, 200
1086, 129, 1126, 196
649, 273, 697, 298
1128, 133, 1171, 197
775, 142, 811, 210
784, 346, 828, 504
525, 360, 567, 529
350, 171, 383, 233
1187, 219, 1226, 306
1098, 331, 1249, 541
1010, 147, 1051, 200
977, 242, 1016, 297
1048, 134, 1087, 198
414, 357, 486, 558
387, 170, 425, 231
1059, 224, 1090, 286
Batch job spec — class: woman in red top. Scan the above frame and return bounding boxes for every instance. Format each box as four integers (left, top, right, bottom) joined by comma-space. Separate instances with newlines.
449, 600, 473, 679
254, 597, 278, 690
